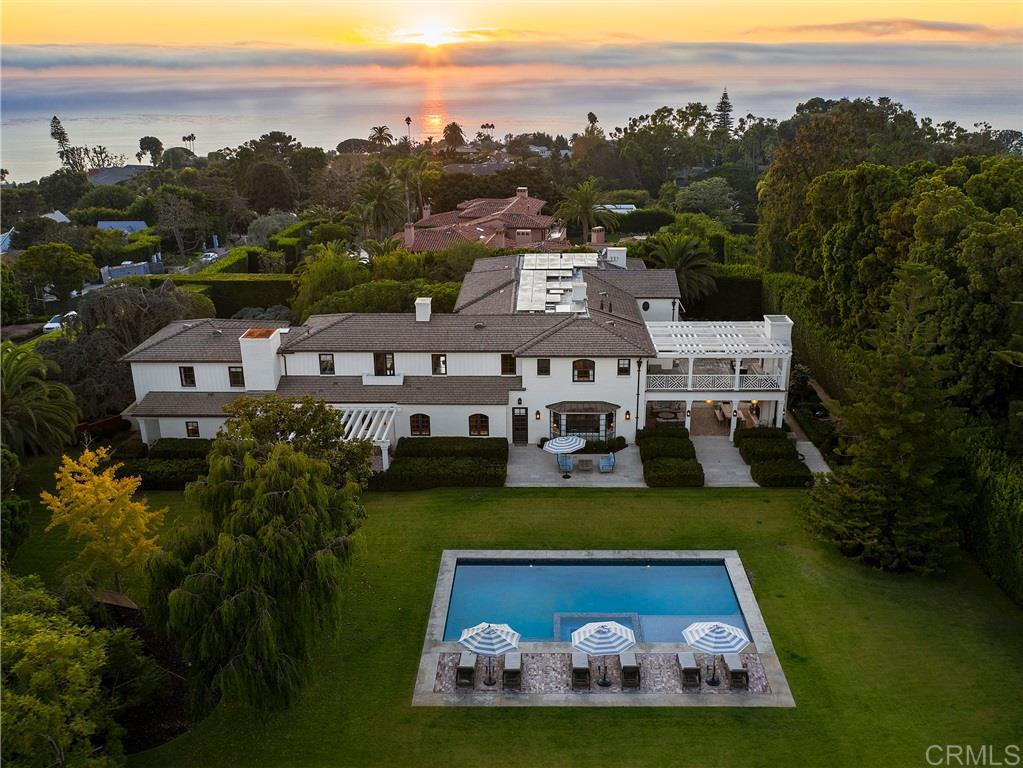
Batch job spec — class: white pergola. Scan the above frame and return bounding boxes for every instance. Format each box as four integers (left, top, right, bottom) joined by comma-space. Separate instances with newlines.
338, 406, 398, 469
646, 321, 792, 359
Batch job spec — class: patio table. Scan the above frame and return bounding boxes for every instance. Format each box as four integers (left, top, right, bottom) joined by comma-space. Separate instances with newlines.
577, 458, 594, 472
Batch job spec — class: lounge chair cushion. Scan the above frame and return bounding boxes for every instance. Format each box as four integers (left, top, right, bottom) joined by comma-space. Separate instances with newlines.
620, 651, 638, 669
677, 651, 698, 670
505, 652, 521, 671
723, 653, 744, 672
572, 652, 588, 670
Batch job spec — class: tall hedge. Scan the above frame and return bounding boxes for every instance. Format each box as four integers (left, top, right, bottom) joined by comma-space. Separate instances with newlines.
617, 207, 675, 234
144, 273, 294, 316
198, 246, 263, 275
687, 264, 763, 320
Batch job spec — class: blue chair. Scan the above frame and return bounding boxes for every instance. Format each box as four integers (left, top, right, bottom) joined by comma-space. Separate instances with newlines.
558, 453, 574, 472
599, 452, 615, 473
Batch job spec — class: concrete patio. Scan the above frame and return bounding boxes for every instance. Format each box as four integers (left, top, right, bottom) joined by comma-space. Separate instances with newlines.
505, 445, 647, 488
691, 437, 757, 487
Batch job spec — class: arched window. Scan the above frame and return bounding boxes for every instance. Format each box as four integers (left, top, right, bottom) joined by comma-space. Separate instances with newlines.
572, 359, 596, 383
468, 413, 490, 436
410, 413, 431, 436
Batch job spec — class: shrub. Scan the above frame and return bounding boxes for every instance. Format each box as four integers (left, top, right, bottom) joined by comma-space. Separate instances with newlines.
687, 263, 763, 320
143, 274, 294, 316
369, 456, 506, 491
750, 458, 813, 487
393, 436, 508, 460
149, 437, 214, 460
739, 439, 798, 464
732, 427, 787, 446
118, 457, 208, 490
791, 404, 840, 461
639, 437, 696, 461
617, 207, 675, 234
1, 494, 32, 557
198, 247, 260, 275
583, 436, 628, 453
636, 425, 690, 442
644, 457, 704, 487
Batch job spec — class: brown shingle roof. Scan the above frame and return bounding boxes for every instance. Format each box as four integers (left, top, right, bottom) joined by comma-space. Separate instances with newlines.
275, 375, 522, 404
127, 391, 256, 416
120, 319, 290, 363
589, 268, 681, 298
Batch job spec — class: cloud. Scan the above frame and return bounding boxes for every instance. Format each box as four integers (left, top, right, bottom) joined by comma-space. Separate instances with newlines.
748, 18, 1022, 43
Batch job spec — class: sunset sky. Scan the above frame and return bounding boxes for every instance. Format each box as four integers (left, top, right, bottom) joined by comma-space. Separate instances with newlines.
2, 1, 1020, 179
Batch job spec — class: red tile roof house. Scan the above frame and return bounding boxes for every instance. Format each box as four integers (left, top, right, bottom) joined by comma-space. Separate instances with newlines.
397, 187, 570, 253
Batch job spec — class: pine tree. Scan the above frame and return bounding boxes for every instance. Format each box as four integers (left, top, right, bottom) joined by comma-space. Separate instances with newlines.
806, 264, 966, 574
713, 89, 733, 136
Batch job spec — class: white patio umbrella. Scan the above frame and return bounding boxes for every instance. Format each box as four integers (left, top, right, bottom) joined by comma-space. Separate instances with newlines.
682, 621, 750, 686
572, 621, 636, 687
459, 622, 520, 686
543, 436, 586, 454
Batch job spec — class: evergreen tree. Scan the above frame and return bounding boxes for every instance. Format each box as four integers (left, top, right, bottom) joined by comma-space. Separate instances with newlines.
806, 264, 966, 574
713, 89, 733, 135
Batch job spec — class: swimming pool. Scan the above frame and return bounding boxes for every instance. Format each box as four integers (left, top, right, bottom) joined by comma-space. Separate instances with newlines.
442, 559, 749, 642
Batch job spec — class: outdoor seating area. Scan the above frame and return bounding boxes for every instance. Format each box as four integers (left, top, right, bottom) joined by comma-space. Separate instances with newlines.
505, 445, 645, 487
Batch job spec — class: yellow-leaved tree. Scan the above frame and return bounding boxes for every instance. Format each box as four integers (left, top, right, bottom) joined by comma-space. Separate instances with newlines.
42, 447, 167, 592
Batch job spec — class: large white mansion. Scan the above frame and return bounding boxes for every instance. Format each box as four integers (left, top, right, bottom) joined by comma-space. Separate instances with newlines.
123, 247, 793, 467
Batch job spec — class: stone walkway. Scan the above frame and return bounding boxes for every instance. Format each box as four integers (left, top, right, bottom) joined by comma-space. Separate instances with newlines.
505, 445, 647, 488
691, 437, 757, 487
434, 651, 771, 696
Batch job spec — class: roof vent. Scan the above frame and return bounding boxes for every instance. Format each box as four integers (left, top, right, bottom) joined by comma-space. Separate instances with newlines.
212, 329, 223, 335
474, 321, 486, 329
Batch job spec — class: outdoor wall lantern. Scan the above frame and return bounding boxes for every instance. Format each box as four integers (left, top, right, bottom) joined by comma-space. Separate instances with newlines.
534, 410, 541, 420
624, 410, 631, 420
686, 409, 691, 418
732, 409, 738, 418
517, 397, 523, 405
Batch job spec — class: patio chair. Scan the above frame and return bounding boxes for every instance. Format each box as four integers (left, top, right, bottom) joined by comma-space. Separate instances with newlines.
620, 651, 640, 690
677, 651, 701, 691
598, 452, 615, 473
571, 652, 590, 690
723, 653, 748, 690
456, 652, 477, 689
557, 453, 574, 473
503, 652, 521, 691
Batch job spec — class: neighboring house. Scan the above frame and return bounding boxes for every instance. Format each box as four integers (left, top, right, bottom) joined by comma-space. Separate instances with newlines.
122, 247, 794, 466
42, 210, 71, 223
100, 256, 165, 283
442, 161, 514, 176
0, 228, 13, 254
597, 204, 637, 215
97, 220, 149, 235
398, 187, 569, 253
528, 145, 552, 159
87, 165, 150, 186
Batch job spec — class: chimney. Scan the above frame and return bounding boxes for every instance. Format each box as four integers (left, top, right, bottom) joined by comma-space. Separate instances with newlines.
516, 186, 528, 198
605, 246, 627, 269
239, 327, 284, 391
492, 230, 505, 248
421, 203, 431, 219
591, 226, 605, 245
415, 296, 432, 322
764, 314, 793, 344
404, 222, 415, 248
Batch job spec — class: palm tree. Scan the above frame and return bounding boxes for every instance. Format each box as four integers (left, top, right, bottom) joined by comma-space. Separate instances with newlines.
1, 341, 79, 456
355, 176, 405, 240
442, 122, 465, 150
647, 234, 717, 307
368, 126, 393, 150
554, 177, 619, 244
363, 237, 403, 258
404, 115, 412, 144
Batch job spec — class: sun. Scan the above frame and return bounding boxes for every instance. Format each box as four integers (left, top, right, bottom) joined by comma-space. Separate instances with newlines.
393, 22, 462, 48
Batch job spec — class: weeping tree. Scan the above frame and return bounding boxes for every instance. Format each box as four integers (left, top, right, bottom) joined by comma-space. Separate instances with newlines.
147, 435, 366, 713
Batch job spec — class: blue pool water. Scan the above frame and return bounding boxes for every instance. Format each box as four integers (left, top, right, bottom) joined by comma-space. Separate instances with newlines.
443, 560, 748, 642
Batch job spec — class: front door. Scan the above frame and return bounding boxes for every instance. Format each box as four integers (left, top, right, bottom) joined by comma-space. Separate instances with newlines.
512, 408, 528, 444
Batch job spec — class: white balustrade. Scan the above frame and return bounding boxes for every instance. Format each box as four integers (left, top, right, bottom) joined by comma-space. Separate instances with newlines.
645, 372, 783, 391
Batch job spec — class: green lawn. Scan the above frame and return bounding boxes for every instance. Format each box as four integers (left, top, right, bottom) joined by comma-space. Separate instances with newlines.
98, 487, 1023, 768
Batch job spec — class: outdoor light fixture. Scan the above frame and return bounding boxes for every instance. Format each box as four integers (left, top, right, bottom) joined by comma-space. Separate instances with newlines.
517, 397, 522, 405
732, 409, 738, 418
534, 410, 541, 420
625, 410, 631, 420
705, 399, 712, 405
686, 409, 691, 418
751, 399, 759, 405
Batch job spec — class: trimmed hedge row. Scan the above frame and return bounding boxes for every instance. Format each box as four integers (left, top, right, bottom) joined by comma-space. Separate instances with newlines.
733, 427, 788, 446
118, 458, 208, 490
368, 456, 506, 491
149, 437, 214, 460
636, 425, 690, 442
639, 437, 696, 462
393, 437, 509, 460
739, 439, 798, 464
750, 459, 813, 487
584, 436, 628, 453
644, 458, 705, 487
144, 273, 294, 316
198, 246, 261, 275
687, 264, 763, 320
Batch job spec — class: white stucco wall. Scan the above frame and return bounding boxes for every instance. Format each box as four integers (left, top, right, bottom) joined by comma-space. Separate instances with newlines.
130, 362, 246, 401
637, 298, 676, 322
284, 351, 506, 377
147, 416, 227, 442
390, 404, 509, 440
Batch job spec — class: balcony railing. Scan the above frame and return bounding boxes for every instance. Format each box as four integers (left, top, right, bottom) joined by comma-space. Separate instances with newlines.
646, 373, 782, 392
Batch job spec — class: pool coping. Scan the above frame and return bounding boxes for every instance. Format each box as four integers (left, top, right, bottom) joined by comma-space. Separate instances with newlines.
412, 549, 795, 707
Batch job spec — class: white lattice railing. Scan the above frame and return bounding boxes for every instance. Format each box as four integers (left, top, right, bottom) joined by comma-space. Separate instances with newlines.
646, 373, 783, 391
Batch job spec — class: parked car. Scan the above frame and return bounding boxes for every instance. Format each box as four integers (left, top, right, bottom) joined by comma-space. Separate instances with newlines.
42, 310, 78, 332
199, 251, 220, 264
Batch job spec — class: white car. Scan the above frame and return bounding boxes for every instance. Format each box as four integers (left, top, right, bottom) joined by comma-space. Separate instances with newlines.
199, 251, 220, 264
42, 311, 78, 332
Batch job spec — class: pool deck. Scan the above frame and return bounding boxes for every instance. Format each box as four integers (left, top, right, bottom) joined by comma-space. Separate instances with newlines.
412, 549, 795, 708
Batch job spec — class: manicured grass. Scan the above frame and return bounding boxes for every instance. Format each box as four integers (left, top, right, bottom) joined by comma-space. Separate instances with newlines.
115, 487, 1023, 768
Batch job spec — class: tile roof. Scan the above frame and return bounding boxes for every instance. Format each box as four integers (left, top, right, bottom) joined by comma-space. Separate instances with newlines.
275, 375, 523, 404
121, 319, 290, 362
546, 400, 621, 413
128, 391, 256, 417
513, 316, 653, 357
589, 268, 681, 298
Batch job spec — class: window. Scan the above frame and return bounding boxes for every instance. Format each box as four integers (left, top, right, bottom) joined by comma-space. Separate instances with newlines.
319, 354, 335, 375
642, 301, 651, 311
566, 413, 600, 436
536, 358, 550, 376
179, 366, 196, 387
572, 359, 595, 383
431, 353, 447, 376
228, 366, 245, 387
501, 354, 516, 376
185, 421, 200, 438
469, 413, 490, 436
617, 358, 631, 376
374, 352, 395, 376
410, 413, 431, 436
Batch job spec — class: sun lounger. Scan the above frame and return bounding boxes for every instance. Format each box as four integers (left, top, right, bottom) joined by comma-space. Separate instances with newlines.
620, 651, 640, 690
677, 651, 701, 691
456, 652, 477, 689
723, 653, 748, 690
503, 652, 521, 690
598, 452, 615, 473
558, 453, 574, 473
572, 652, 590, 690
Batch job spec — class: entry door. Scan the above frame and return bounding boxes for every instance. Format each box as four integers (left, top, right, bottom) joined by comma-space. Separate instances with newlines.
512, 408, 528, 444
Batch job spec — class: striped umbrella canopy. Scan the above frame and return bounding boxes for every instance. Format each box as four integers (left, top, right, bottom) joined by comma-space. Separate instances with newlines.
571, 621, 636, 656
458, 622, 521, 658
543, 436, 587, 454
682, 622, 751, 654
